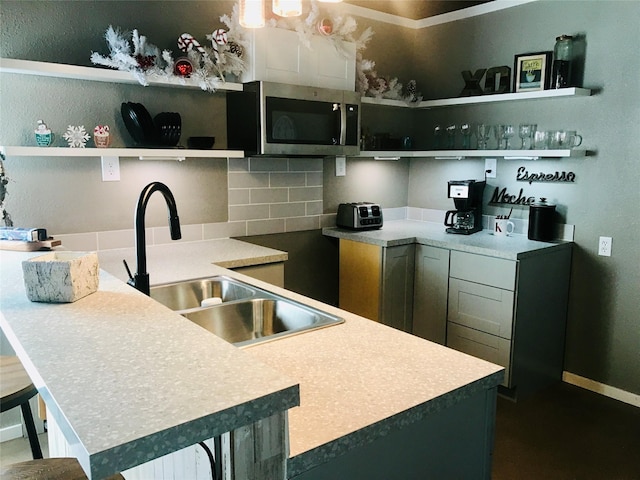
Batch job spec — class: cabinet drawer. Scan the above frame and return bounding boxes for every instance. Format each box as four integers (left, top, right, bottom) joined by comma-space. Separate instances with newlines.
450, 251, 516, 290
448, 278, 514, 339
446, 322, 511, 387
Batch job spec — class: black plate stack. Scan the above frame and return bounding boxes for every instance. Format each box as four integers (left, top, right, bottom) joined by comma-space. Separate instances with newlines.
121, 102, 181, 147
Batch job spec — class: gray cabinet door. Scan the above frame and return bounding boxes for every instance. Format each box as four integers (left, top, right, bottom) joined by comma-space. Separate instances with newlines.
381, 244, 415, 333
448, 278, 515, 340
412, 245, 450, 344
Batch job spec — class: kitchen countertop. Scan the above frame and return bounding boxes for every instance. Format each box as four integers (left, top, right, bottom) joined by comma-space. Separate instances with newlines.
0, 238, 504, 478
97, 238, 289, 284
0, 242, 296, 479
323, 219, 572, 259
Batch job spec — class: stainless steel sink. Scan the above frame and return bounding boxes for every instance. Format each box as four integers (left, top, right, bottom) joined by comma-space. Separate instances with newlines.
151, 276, 343, 346
183, 297, 343, 347
150, 276, 257, 312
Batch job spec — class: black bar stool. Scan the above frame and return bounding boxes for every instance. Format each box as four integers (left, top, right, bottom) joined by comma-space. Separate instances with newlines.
0, 355, 43, 459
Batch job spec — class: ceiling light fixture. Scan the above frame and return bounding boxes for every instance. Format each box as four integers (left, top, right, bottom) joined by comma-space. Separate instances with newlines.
239, 0, 266, 28
272, 0, 303, 17
240, 0, 343, 28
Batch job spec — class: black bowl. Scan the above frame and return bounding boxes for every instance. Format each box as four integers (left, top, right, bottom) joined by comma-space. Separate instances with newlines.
154, 112, 182, 147
187, 136, 215, 149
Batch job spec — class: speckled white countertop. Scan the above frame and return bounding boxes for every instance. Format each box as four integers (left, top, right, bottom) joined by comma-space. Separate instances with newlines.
323, 219, 572, 259
1, 238, 504, 479
97, 238, 289, 284
0, 247, 297, 479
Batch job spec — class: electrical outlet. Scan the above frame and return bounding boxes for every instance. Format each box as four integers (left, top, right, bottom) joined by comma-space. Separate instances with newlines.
335, 155, 346, 177
598, 236, 612, 256
101, 156, 120, 182
484, 158, 497, 178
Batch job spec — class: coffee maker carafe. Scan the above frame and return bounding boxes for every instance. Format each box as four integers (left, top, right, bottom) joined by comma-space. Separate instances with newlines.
444, 180, 486, 234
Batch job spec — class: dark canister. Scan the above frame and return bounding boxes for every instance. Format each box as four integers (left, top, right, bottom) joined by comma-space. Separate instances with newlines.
528, 198, 556, 241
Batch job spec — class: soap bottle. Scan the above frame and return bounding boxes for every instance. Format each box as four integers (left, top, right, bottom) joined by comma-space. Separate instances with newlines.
551, 35, 573, 89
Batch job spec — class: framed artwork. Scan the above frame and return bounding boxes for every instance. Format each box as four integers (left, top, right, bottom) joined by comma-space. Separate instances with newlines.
513, 51, 552, 92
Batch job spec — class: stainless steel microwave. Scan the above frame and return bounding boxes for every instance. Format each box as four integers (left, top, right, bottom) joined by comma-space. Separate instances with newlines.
226, 81, 360, 156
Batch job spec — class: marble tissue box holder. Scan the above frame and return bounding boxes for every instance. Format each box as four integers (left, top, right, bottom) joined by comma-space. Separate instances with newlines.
22, 252, 99, 303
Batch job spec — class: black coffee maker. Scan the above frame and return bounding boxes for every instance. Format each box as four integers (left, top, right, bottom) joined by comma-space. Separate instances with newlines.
444, 180, 486, 234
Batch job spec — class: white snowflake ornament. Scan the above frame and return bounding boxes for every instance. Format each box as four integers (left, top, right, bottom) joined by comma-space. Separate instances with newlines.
63, 125, 91, 148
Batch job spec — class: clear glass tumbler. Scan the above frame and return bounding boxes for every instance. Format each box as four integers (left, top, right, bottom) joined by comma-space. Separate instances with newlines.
518, 124, 537, 149
476, 124, 492, 150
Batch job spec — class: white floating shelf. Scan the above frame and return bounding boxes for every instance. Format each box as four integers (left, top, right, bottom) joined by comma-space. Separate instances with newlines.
357, 149, 588, 159
0, 146, 245, 159
0, 58, 243, 92
361, 87, 592, 109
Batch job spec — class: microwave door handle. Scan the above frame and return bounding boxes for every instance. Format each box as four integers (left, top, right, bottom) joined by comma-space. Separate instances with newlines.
337, 103, 346, 146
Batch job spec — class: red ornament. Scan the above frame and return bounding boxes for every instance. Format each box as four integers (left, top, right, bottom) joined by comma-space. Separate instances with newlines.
136, 54, 156, 70
174, 58, 193, 77
317, 18, 333, 36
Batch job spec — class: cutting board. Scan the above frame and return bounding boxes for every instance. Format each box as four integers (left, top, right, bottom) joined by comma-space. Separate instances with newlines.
0, 238, 62, 251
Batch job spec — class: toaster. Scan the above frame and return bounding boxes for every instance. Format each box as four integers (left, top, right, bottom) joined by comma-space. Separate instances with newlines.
336, 203, 383, 230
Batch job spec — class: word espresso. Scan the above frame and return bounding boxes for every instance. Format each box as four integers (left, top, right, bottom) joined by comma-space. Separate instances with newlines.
516, 166, 576, 184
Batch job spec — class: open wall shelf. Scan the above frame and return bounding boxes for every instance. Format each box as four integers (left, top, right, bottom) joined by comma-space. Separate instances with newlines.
361, 87, 592, 109
0, 146, 244, 160
0, 58, 243, 92
356, 149, 588, 159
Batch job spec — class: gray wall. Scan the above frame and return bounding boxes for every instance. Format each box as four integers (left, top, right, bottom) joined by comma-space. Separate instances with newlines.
1, 1, 639, 396
408, 0, 640, 397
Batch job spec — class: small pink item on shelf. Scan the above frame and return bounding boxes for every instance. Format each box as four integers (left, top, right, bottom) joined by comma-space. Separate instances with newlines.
93, 125, 111, 148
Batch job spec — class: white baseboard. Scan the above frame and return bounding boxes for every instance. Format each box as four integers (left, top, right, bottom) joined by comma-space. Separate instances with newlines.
563, 371, 640, 408
0, 423, 23, 443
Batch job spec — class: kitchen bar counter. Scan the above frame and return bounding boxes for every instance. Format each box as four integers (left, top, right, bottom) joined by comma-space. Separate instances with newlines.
0, 246, 298, 479
97, 238, 289, 284
323, 219, 572, 259
1, 238, 504, 479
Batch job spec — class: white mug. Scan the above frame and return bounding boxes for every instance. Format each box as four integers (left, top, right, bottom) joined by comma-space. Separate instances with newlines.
493, 218, 515, 236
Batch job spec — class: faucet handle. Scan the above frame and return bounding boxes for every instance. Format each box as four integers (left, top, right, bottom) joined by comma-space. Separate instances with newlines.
123, 259, 134, 283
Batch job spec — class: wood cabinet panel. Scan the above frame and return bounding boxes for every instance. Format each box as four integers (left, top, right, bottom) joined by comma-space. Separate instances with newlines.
339, 239, 381, 321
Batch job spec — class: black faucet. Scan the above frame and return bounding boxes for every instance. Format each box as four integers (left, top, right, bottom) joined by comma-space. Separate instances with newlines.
124, 182, 181, 295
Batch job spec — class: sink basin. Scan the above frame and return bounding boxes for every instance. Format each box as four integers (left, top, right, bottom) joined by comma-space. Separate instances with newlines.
183, 297, 344, 347
150, 276, 257, 312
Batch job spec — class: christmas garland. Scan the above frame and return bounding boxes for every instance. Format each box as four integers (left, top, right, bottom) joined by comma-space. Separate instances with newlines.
90, 0, 421, 101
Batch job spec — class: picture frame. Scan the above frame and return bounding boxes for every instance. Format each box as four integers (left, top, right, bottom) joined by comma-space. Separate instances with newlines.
513, 51, 552, 92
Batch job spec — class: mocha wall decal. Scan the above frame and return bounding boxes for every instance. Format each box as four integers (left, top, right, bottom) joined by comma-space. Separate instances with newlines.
489, 186, 536, 206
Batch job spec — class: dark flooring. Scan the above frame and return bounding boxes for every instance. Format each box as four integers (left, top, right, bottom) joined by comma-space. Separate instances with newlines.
492, 382, 640, 480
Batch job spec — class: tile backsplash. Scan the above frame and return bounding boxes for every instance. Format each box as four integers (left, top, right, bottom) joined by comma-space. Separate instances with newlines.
54, 159, 573, 252
228, 157, 324, 236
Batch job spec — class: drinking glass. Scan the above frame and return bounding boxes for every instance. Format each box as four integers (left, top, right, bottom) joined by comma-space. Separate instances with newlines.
495, 125, 506, 149
433, 125, 443, 149
518, 124, 537, 149
460, 123, 472, 149
503, 124, 515, 149
446, 124, 457, 149
533, 130, 550, 149
476, 124, 492, 150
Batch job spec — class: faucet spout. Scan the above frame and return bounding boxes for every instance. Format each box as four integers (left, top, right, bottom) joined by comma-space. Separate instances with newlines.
128, 182, 181, 295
